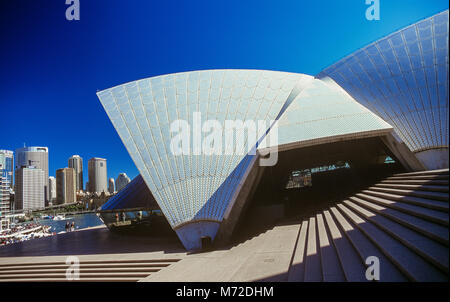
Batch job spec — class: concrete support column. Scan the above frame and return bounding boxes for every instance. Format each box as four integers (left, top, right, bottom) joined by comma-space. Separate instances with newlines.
215, 155, 265, 247
381, 132, 426, 172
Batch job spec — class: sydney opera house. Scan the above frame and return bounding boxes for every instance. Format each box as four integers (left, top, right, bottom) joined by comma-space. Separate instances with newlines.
95, 9, 448, 281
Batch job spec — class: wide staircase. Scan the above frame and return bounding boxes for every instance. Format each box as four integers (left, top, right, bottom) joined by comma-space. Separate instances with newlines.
3, 169, 446, 282
288, 168, 449, 282
0, 257, 181, 282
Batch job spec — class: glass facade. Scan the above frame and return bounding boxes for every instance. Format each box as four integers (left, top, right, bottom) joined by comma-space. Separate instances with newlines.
317, 10, 449, 154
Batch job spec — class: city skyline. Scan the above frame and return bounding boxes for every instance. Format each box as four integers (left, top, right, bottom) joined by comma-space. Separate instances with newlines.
1, 0, 448, 186
0, 146, 130, 197
1, 147, 131, 195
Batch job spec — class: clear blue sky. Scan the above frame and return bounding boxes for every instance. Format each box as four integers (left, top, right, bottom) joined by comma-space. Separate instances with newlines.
1, 0, 448, 184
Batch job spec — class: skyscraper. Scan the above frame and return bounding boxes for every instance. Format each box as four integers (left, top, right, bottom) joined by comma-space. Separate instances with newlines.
0, 150, 13, 190
68, 155, 83, 191
108, 178, 115, 194
88, 158, 107, 193
56, 168, 76, 204
48, 176, 56, 203
116, 173, 130, 192
15, 166, 45, 210
15, 147, 49, 204
0, 150, 13, 229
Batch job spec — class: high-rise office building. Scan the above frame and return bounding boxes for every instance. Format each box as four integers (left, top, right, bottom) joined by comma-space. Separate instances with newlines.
15, 147, 49, 204
0, 156, 6, 229
14, 166, 45, 210
116, 173, 130, 192
0, 150, 13, 190
0, 150, 13, 230
68, 155, 83, 191
108, 178, 115, 194
56, 168, 76, 204
88, 158, 107, 193
48, 176, 56, 203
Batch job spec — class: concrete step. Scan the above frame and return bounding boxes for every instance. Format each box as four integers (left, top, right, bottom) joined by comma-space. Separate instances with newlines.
386, 175, 449, 181
349, 196, 449, 246
393, 169, 449, 177
369, 186, 449, 202
0, 258, 180, 282
0, 277, 141, 282
336, 203, 448, 282
0, 263, 172, 271
316, 214, 346, 282
0, 258, 180, 268
0, 267, 161, 275
374, 183, 448, 193
322, 210, 369, 282
288, 221, 308, 282
0, 272, 153, 279
356, 193, 449, 226
304, 217, 322, 282
380, 179, 449, 186
328, 207, 406, 282
361, 190, 449, 212
343, 200, 449, 274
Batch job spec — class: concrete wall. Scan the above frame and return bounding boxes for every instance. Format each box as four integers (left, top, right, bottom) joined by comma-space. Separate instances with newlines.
415, 148, 449, 170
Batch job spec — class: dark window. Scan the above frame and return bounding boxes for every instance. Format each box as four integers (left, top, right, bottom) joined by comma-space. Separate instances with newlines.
285, 161, 351, 189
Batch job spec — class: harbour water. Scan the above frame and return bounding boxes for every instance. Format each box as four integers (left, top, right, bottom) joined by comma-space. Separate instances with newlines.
38, 213, 104, 233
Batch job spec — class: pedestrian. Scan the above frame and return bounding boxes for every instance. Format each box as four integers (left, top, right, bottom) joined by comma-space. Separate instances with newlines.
71, 221, 75, 232
65, 221, 69, 232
